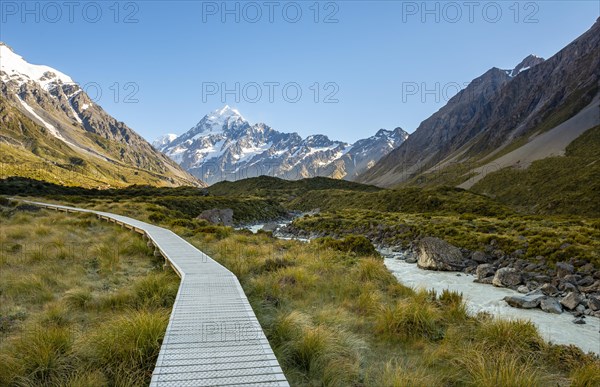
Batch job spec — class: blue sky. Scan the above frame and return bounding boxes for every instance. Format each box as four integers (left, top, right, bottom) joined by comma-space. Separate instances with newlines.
1, 1, 598, 142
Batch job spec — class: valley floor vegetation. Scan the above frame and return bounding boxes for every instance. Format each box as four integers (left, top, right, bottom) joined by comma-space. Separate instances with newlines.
2, 198, 598, 386
1, 173, 600, 386
0, 203, 179, 386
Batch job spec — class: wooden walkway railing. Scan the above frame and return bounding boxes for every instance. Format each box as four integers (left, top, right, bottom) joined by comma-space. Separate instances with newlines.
22, 200, 289, 387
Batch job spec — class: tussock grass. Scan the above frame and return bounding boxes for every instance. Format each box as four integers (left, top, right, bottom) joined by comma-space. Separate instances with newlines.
454, 347, 547, 386
570, 362, 600, 387
375, 293, 444, 341
368, 360, 437, 387
64, 288, 93, 310
0, 208, 179, 386
3, 326, 76, 386
84, 309, 169, 384
186, 226, 590, 386
474, 318, 544, 356
271, 311, 364, 386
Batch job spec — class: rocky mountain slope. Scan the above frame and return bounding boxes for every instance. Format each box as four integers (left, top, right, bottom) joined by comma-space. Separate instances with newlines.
0, 43, 203, 188
358, 18, 600, 188
156, 106, 408, 185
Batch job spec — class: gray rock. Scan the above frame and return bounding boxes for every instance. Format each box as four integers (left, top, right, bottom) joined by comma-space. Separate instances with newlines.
493, 268, 522, 288
587, 296, 600, 311
525, 288, 545, 297
475, 276, 494, 285
197, 208, 234, 226
560, 292, 584, 310
517, 285, 530, 294
261, 222, 279, 232
563, 274, 581, 284
476, 264, 496, 280
580, 280, 600, 293
577, 276, 594, 287
517, 285, 529, 294
556, 262, 574, 278
540, 297, 562, 314
471, 251, 489, 263
540, 283, 559, 296
572, 317, 586, 325
504, 294, 545, 309
416, 237, 465, 271
405, 256, 417, 264
575, 304, 586, 314
560, 282, 579, 293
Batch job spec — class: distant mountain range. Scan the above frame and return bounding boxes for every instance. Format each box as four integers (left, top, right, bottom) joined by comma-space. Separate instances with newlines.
359, 18, 600, 189
0, 42, 203, 188
155, 106, 408, 184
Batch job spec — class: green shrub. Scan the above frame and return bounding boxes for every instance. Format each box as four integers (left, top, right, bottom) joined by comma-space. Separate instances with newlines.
315, 235, 377, 256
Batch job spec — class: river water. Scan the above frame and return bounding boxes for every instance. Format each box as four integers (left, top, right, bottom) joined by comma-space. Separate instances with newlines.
385, 258, 600, 355
240, 223, 600, 354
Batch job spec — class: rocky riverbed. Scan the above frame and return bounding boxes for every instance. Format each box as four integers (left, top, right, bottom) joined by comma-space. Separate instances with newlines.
379, 237, 600, 322
240, 223, 600, 354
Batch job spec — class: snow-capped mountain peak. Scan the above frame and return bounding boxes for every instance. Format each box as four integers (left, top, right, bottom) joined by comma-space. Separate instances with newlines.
152, 133, 178, 149
157, 107, 409, 184
0, 42, 74, 89
193, 105, 248, 136
506, 54, 545, 77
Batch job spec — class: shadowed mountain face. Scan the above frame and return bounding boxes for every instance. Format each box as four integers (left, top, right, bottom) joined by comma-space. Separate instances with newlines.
0, 43, 203, 188
358, 19, 600, 188
156, 106, 408, 185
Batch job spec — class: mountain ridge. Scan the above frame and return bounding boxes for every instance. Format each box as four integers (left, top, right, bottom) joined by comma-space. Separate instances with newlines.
358, 18, 600, 188
0, 42, 204, 188
156, 106, 408, 184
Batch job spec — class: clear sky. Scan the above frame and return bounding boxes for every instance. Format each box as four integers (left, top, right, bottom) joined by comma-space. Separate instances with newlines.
1, 1, 598, 143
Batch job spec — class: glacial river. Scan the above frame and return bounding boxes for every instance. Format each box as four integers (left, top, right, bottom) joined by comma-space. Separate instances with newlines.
242, 223, 600, 355
384, 258, 600, 355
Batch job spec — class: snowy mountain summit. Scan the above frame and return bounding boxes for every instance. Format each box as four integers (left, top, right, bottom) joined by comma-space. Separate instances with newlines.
156, 106, 408, 184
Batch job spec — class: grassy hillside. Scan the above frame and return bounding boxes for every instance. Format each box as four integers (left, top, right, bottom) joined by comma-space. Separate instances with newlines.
0, 177, 288, 224
0, 97, 198, 188
290, 186, 511, 217
0, 204, 179, 386
208, 176, 381, 199
472, 125, 600, 217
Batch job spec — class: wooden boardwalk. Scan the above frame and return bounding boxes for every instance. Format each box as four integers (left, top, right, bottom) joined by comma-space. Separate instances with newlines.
23, 201, 289, 387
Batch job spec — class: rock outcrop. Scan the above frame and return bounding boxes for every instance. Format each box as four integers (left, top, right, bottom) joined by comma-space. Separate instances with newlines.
416, 237, 465, 271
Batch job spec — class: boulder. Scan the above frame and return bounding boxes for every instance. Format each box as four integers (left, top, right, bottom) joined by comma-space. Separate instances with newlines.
476, 264, 496, 280
563, 274, 581, 285
540, 297, 562, 314
540, 283, 559, 296
492, 268, 522, 288
580, 280, 600, 293
560, 282, 579, 293
471, 251, 490, 263
587, 296, 600, 311
261, 222, 279, 232
556, 262, 574, 278
577, 276, 594, 287
416, 237, 465, 271
517, 285, 530, 294
503, 294, 545, 309
197, 208, 234, 226
560, 292, 584, 310
572, 317, 586, 325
